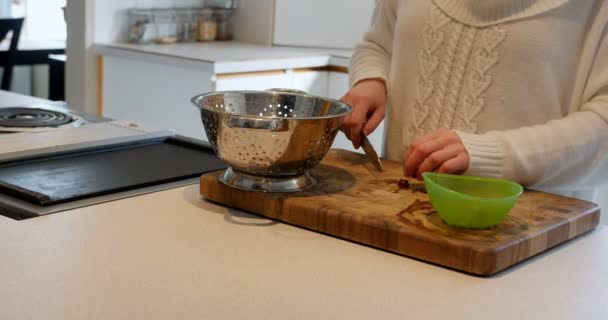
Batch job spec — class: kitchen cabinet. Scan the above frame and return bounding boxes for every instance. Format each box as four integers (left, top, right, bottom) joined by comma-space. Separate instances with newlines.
103, 56, 386, 156
102, 55, 213, 141
214, 72, 291, 91
214, 69, 329, 95
98, 42, 386, 156
291, 69, 329, 96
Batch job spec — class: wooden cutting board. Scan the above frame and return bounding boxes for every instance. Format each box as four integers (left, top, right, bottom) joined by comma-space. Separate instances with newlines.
200, 150, 601, 275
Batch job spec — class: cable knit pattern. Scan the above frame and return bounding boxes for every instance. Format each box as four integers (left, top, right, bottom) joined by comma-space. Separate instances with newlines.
408, 7, 449, 132
439, 26, 473, 129
407, 4, 507, 143
458, 26, 507, 132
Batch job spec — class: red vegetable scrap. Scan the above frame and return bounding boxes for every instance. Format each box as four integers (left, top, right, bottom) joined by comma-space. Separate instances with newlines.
398, 179, 410, 189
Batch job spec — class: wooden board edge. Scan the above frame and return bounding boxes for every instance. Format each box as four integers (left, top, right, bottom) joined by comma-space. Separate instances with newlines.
199, 171, 603, 276
482, 207, 601, 275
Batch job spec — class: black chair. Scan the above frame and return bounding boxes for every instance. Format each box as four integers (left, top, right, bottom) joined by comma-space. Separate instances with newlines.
0, 18, 24, 91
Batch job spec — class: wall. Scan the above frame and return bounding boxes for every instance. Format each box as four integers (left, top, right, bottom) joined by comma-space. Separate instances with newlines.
23, 0, 66, 41
273, 0, 374, 49
232, 0, 274, 45
65, 0, 96, 114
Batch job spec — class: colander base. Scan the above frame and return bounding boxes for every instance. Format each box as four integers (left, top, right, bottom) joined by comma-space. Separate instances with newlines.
219, 167, 316, 192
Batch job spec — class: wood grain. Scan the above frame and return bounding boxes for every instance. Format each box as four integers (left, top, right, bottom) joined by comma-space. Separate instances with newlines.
200, 150, 601, 275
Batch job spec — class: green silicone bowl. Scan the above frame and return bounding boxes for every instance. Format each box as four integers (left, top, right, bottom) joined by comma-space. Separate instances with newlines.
422, 172, 523, 229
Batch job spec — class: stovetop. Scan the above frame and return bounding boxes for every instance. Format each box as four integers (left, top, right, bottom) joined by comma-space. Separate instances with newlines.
0, 104, 226, 220
0, 102, 88, 133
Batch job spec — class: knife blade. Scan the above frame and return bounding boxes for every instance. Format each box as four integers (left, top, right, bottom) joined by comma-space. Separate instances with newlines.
360, 135, 383, 172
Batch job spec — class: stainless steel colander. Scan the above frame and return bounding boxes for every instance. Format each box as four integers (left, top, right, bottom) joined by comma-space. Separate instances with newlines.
191, 89, 352, 192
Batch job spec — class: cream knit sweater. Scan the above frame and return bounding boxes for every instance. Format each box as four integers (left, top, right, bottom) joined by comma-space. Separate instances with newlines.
350, 0, 608, 200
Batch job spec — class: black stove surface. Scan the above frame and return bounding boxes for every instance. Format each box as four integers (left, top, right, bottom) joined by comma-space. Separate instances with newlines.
0, 135, 227, 220
0, 107, 74, 128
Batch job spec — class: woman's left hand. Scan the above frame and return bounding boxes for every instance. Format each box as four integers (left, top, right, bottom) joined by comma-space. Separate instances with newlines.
404, 129, 470, 179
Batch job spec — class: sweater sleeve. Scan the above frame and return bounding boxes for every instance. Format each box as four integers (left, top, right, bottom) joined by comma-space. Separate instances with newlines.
456, 24, 608, 190
349, 0, 398, 88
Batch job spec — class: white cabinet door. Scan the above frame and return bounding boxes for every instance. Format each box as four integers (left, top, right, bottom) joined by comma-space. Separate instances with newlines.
273, 0, 374, 49
102, 55, 213, 141
291, 70, 328, 96
327, 71, 349, 99
215, 72, 291, 91
215, 70, 328, 95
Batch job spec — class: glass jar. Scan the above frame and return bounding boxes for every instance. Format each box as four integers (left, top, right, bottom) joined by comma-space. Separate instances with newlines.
153, 8, 179, 44
214, 8, 233, 41
127, 9, 155, 43
175, 8, 197, 42
196, 8, 217, 41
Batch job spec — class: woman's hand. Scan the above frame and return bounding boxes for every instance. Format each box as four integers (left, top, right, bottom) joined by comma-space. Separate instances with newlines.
404, 129, 470, 179
340, 79, 387, 149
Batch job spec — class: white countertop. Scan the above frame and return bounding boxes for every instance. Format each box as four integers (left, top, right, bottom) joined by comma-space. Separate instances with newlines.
0, 91, 607, 320
95, 42, 352, 74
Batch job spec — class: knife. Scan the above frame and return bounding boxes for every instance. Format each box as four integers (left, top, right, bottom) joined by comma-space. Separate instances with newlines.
360, 135, 383, 172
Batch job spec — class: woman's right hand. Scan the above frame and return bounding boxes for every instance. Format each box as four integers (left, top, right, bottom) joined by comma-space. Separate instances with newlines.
340, 78, 387, 149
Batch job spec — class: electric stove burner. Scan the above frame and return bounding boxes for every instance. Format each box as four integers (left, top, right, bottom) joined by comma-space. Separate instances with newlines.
0, 106, 86, 133
0, 107, 73, 127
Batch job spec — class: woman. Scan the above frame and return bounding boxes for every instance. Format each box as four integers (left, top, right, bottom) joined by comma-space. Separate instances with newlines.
341, 0, 608, 200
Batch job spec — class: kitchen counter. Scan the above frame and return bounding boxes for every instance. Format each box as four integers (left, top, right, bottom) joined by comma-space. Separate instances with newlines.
1, 91, 607, 319
95, 42, 352, 74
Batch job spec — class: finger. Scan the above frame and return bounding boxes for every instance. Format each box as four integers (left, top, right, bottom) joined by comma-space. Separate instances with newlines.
415, 144, 463, 179
403, 131, 442, 165
341, 116, 352, 141
348, 103, 369, 149
350, 123, 363, 149
404, 136, 451, 177
339, 95, 355, 139
437, 153, 469, 175
362, 106, 385, 136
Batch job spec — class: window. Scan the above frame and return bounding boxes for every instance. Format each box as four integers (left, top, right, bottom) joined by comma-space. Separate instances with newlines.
1, 0, 66, 40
